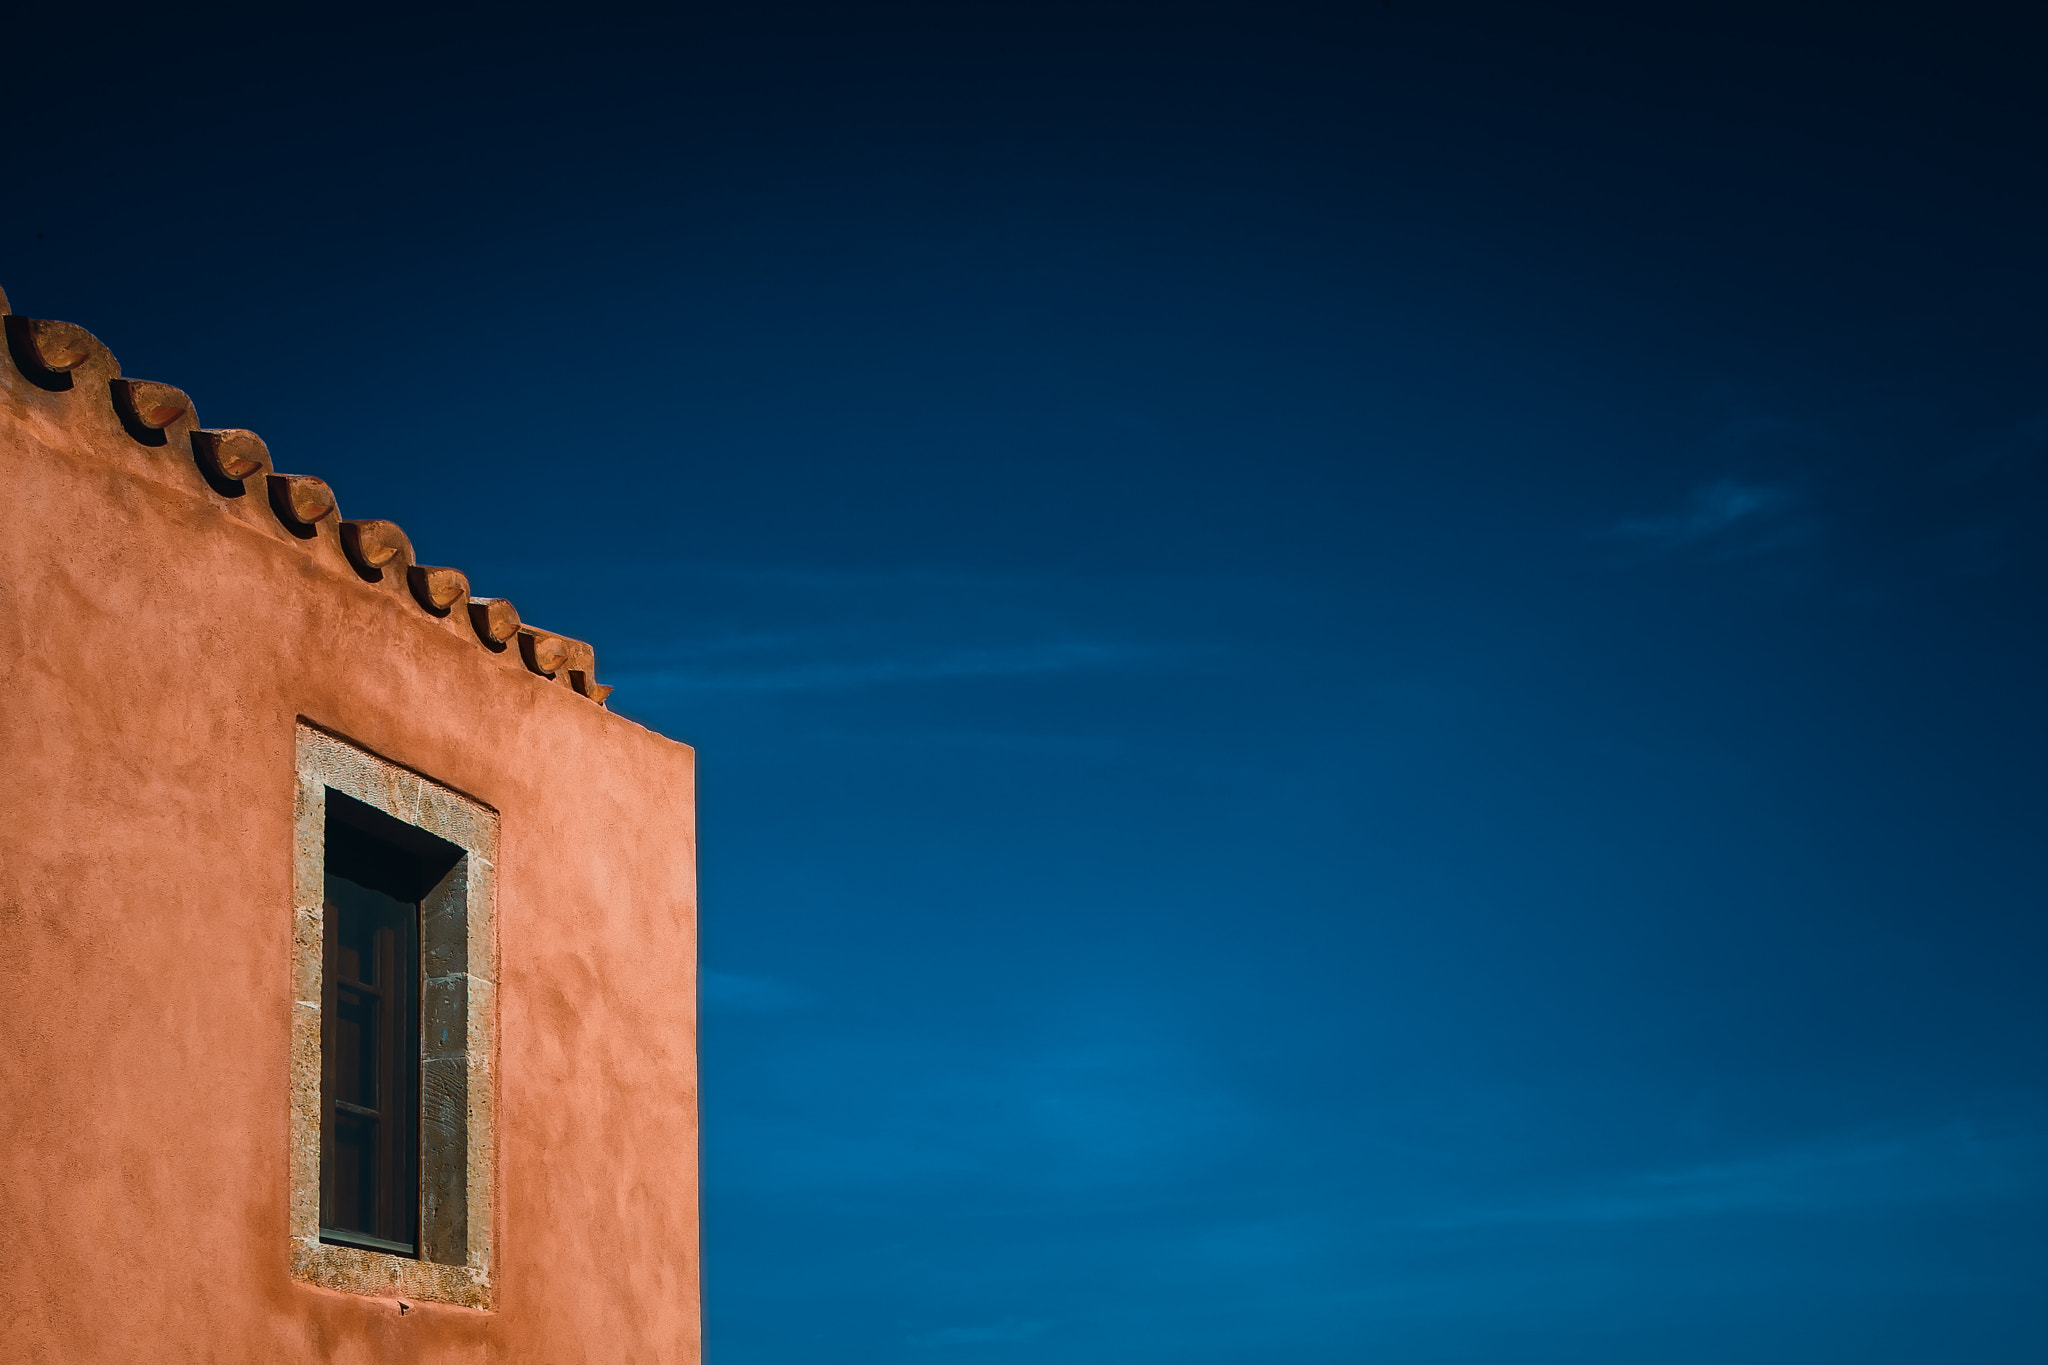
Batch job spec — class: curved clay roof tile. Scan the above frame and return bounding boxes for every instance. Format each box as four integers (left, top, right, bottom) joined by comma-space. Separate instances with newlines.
268, 474, 338, 527
467, 597, 521, 647
4, 281, 612, 708
340, 519, 412, 575
9, 318, 103, 374
519, 628, 571, 678
111, 379, 192, 432
191, 428, 270, 482
408, 565, 470, 615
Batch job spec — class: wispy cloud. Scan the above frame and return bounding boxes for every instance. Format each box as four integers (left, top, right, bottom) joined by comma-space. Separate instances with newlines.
701, 970, 811, 1013
907, 1318, 1049, 1347
1424, 1118, 2045, 1230
1610, 478, 1805, 554
709, 1003, 1255, 1193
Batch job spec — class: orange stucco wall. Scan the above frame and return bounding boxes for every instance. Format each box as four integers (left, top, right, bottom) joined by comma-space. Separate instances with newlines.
0, 298, 701, 1362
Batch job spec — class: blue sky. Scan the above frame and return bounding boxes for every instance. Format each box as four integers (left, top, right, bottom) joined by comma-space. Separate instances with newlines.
9, 3, 2046, 1358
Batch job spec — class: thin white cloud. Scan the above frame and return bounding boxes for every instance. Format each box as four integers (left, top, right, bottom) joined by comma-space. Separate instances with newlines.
707, 1007, 1256, 1193
1424, 1118, 2044, 1230
1611, 478, 1803, 553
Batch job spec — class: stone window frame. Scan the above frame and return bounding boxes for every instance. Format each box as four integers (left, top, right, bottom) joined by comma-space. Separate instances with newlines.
291, 722, 497, 1308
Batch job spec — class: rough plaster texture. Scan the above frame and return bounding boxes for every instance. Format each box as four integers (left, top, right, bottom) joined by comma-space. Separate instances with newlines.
0, 293, 702, 1363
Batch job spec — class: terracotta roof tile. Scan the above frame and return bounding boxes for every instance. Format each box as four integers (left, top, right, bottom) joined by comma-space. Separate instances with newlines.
1, 284, 610, 707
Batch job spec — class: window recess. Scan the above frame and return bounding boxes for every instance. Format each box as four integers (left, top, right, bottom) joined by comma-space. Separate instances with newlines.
291, 722, 496, 1307
320, 803, 441, 1255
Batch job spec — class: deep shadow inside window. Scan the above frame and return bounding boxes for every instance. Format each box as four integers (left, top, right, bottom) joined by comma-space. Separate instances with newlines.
320, 792, 461, 1258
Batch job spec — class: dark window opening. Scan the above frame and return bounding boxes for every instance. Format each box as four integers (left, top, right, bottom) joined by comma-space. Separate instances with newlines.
320, 791, 461, 1258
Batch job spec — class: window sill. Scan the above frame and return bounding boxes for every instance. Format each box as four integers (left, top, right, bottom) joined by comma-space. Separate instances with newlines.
320, 1227, 417, 1257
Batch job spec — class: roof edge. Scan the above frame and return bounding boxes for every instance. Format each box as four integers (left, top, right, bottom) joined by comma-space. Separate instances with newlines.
2, 283, 613, 708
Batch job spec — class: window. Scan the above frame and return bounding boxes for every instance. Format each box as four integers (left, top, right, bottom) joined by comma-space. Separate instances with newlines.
319, 795, 457, 1255
291, 724, 498, 1307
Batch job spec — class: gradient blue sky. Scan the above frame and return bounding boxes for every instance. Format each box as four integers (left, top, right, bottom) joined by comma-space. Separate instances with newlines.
9, 4, 2046, 1359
